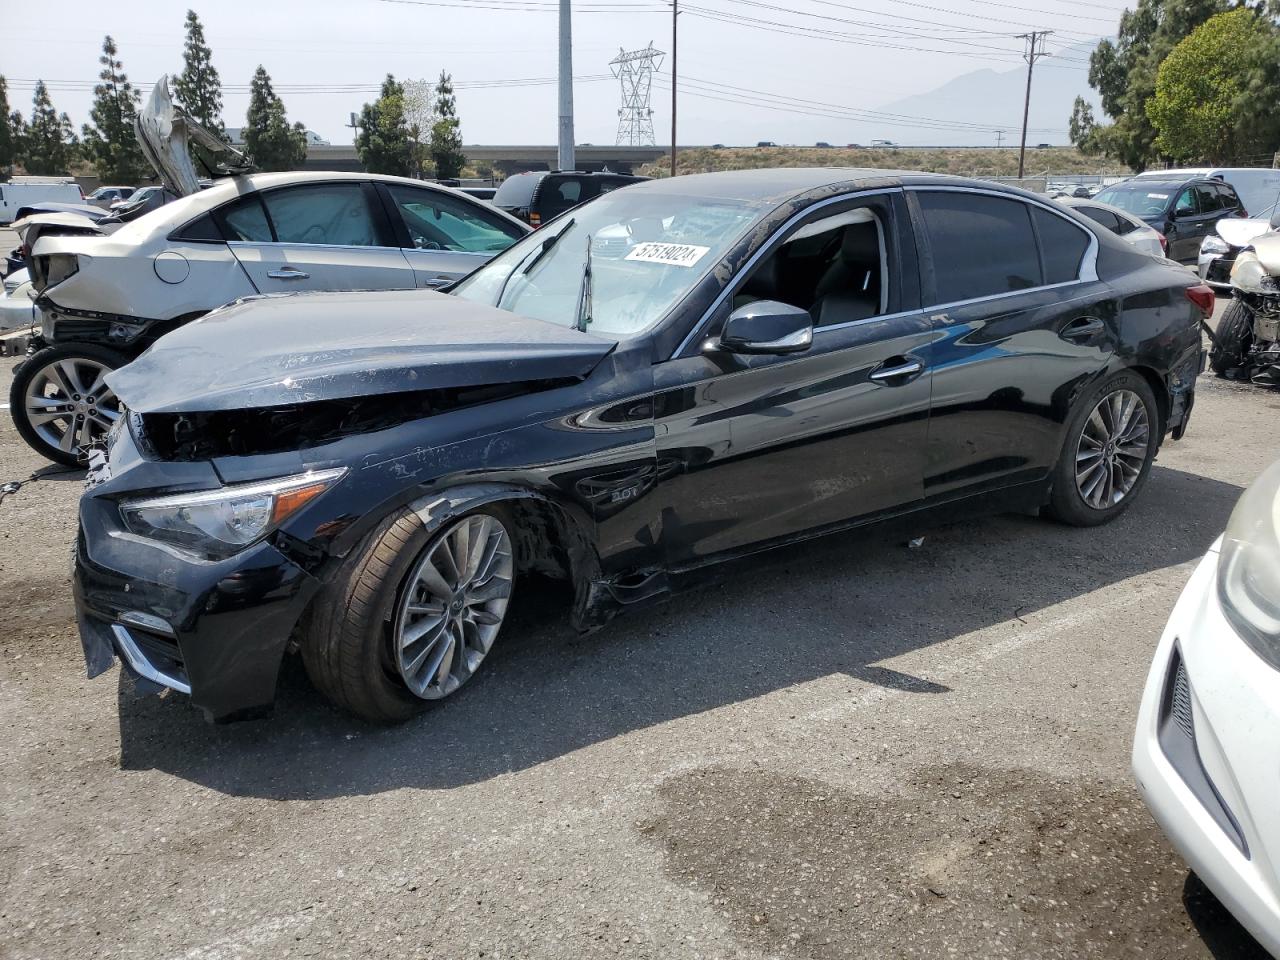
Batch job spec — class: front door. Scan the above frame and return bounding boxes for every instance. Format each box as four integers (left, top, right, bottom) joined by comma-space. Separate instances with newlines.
217, 181, 415, 294
653, 190, 933, 566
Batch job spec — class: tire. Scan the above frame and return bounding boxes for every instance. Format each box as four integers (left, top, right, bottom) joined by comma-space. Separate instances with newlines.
1044, 370, 1159, 527
1208, 299, 1254, 376
301, 504, 517, 723
9, 343, 129, 467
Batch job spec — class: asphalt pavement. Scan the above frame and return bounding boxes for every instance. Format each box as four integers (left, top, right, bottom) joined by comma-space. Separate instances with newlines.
1, 284, 1278, 959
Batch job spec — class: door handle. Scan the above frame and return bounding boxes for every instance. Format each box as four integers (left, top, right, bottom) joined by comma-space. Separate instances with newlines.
869, 357, 924, 384
267, 266, 310, 280
1060, 316, 1105, 343
422, 277, 451, 288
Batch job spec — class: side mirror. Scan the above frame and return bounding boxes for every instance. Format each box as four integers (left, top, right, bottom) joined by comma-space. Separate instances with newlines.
718, 300, 813, 355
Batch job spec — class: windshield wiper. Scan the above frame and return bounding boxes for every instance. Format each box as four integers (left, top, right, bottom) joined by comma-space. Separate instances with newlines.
574, 234, 594, 333
495, 217, 575, 310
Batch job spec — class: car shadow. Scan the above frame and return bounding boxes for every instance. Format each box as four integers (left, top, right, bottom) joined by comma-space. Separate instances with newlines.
116, 463, 1243, 800
1182, 872, 1272, 959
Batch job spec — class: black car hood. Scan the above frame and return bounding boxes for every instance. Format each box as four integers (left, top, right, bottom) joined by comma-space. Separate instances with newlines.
109, 289, 617, 414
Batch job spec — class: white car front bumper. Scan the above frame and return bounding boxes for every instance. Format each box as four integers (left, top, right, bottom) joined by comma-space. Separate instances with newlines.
0, 285, 37, 332
1133, 541, 1280, 956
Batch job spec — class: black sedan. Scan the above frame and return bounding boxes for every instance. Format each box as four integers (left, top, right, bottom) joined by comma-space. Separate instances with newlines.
74, 169, 1212, 723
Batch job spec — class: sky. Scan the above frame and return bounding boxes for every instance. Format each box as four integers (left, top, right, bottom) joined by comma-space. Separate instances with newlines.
2, 0, 1127, 147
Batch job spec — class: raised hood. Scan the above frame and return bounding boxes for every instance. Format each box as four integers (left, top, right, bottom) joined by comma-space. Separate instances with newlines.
107, 289, 618, 414
1216, 217, 1273, 249
1249, 232, 1280, 274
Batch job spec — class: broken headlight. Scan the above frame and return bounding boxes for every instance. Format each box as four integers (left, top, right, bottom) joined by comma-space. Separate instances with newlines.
1218, 459, 1280, 670
1200, 234, 1230, 256
1229, 250, 1280, 295
120, 468, 346, 559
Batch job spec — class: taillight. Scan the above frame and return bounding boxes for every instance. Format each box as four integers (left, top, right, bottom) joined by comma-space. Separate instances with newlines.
1156, 232, 1168, 255
1237, 208, 1249, 217
1185, 283, 1215, 318
528, 210, 541, 227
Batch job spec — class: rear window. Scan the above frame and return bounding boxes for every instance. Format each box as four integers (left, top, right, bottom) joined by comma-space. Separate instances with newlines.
918, 191, 1041, 302
1032, 207, 1089, 284
1074, 205, 1122, 234
171, 213, 223, 243
492, 174, 541, 209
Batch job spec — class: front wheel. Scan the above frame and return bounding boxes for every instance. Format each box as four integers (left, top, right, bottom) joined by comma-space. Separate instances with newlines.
9, 343, 128, 466
1044, 371, 1159, 527
1208, 299, 1254, 376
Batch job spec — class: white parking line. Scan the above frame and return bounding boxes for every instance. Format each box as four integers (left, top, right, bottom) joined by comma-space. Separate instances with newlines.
167, 911, 314, 960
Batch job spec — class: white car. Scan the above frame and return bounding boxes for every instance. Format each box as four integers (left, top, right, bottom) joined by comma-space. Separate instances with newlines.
1059, 197, 1168, 258
1133, 458, 1280, 956
0, 267, 36, 332
12, 80, 529, 465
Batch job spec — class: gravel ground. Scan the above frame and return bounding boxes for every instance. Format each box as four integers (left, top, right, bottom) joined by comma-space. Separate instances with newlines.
2, 295, 1279, 959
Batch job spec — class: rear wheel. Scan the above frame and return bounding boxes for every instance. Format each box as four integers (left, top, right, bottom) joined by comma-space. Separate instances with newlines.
9, 343, 127, 466
1045, 371, 1158, 527
1208, 299, 1254, 376
302, 505, 516, 723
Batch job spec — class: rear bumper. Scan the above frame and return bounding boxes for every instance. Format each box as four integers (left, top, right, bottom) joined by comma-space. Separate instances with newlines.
1133, 544, 1280, 957
73, 498, 321, 722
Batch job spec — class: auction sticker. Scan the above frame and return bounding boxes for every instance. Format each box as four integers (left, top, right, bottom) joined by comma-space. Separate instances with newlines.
625, 242, 711, 267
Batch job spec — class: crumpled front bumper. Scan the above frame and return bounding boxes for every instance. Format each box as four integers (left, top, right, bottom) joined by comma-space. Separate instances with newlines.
73, 445, 323, 722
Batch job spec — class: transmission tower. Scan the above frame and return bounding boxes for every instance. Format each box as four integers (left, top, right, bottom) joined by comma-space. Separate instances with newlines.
610, 43, 664, 146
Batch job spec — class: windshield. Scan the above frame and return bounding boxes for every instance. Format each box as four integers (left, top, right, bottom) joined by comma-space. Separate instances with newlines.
1093, 183, 1177, 217
452, 189, 764, 337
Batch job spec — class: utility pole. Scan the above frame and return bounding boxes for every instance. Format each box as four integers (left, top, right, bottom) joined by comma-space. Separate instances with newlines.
994, 130, 1004, 149
1016, 30, 1051, 179
670, 0, 678, 177
558, 0, 575, 172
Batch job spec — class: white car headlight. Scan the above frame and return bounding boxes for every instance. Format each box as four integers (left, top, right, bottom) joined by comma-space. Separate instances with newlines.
1229, 250, 1280, 294
1218, 459, 1280, 669
1200, 234, 1230, 256
120, 468, 346, 559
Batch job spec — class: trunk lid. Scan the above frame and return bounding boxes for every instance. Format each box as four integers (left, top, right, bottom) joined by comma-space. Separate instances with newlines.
135, 76, 252, 198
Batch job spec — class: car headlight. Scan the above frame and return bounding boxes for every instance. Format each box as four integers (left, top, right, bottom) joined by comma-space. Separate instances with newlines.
120, 468, 346, 559
1229, 250, 1279, 294
1218, 459, 1280, 669
1200, 234, 1230, 256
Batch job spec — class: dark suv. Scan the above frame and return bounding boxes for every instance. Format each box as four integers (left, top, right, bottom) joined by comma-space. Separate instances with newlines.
1093, 177, 1246, 263
492, 170, 647, 227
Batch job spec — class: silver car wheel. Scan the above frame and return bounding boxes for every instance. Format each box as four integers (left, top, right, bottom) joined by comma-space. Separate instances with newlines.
1074, 388, 1151, 510
23, 356, 120, 459
393, 513, 514, 700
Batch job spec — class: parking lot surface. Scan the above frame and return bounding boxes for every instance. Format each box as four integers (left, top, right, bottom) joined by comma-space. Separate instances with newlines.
2, 303, 1279, 959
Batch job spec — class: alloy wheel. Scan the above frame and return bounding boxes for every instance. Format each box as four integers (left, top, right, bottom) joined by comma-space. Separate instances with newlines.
23, 356, 121, 460
1074, 388, 1151, 510
393, 514, 515, 699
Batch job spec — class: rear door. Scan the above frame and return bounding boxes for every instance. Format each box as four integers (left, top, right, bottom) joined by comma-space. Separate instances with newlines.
376, 182, 526, 288
910, 188, 1116, 500
217, 181, 415, 294
1165, 185, 1203, 262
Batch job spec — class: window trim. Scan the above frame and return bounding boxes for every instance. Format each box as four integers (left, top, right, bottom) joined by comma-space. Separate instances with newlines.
905, 184, 1099, 314
375, 181, 526, 253
671, 188, 905, 359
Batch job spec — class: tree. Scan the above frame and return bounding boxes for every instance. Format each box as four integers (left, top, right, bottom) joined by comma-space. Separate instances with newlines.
402, 78, 436, 177
429, 71, 465, 179
80, 36, 148, 184
1148, 9, 1279, 163
24, 80, 78, 176
0, 76, 21, 172
173, 10, 224, 136
242, 66, 307, 171
1068, 96, 1098, 154
355, 74, 413, 176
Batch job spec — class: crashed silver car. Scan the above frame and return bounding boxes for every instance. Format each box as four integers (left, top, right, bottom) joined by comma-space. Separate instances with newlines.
12, 77, 529, 466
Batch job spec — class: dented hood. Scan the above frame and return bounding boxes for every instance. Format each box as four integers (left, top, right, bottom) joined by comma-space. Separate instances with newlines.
108, 289, 617, 414
1248, 232, 1280, 274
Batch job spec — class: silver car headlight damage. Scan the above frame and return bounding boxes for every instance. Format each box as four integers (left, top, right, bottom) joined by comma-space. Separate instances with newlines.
1229, 250, 1280, 295
120, 468, 346, 559
1200, 234, 1230, 256
1218, 459, 1280, 669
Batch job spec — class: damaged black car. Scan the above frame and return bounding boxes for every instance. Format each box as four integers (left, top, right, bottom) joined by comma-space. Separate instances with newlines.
75, 169, 1211, 723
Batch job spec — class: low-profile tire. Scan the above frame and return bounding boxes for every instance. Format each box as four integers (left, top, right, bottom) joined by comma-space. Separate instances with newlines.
1208, 299, 1254, 376
1044, 370, 1159, 527
301, 504, 517, 723
9, 343, 128, 467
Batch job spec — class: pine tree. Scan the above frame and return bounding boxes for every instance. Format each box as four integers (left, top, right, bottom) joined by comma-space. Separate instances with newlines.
242, 66, 307, 171
429, 71, 465, 179
24, 80, 78, 176
173, 10, 224, 135
355, 74, 413, 176
80, 36, 147, 184
0, 76, 20, 172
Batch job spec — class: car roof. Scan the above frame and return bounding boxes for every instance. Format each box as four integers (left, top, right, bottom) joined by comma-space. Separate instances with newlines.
1101, 179, 1194, 190
624, 167, 1032, 204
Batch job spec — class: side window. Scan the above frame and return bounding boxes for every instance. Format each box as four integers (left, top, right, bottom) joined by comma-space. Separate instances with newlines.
386, 185, 524, 253
171, 213, 223, 243
1174, 188, 1198, 217
1075, 206, 1121, 234
538, 177, 587, 220
261, 183, 381, 246
1195, 184, 1221, 213
217, 195, 273, 242
734, 205, 887, 327
1216, 184, 1240, 211
917, 191, 1041, 302
1032, 207, 1090, 284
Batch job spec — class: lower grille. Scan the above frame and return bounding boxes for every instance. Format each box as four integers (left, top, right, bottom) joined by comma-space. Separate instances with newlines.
1171, 659, 1196, 741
